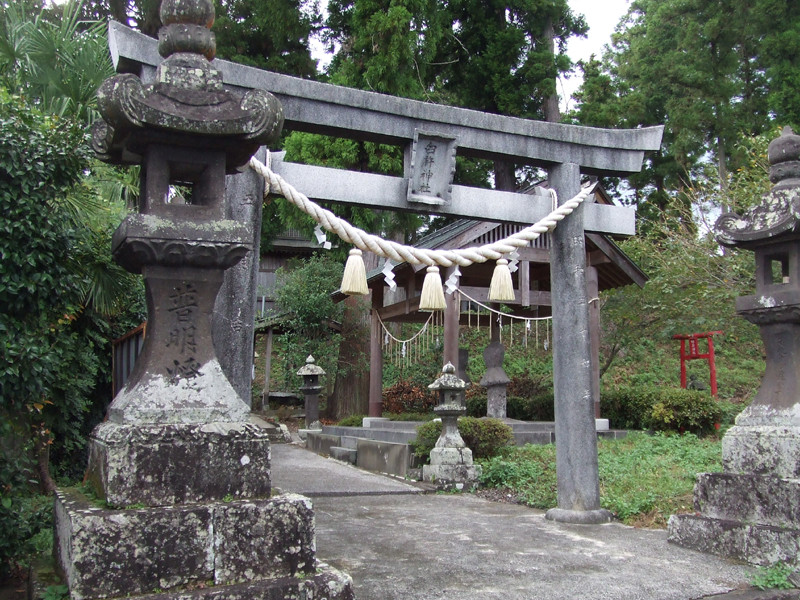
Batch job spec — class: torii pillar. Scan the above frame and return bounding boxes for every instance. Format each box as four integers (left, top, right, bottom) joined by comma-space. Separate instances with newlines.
546, 163, 613, 524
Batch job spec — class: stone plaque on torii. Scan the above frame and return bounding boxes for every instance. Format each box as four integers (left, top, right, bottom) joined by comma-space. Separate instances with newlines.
108, 22, 662, 525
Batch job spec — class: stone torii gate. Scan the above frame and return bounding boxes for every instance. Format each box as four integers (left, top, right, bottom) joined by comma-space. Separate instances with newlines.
109, 22, 662, 524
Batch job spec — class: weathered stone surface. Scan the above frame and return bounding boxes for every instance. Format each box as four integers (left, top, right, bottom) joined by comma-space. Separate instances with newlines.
356, 439, 411, 477
548, 162, 609, 524
693, 472, 800, 529
98, 567, 354, 600
214, 147, 267, 406
429, 446, 473, 466
213, 497, 316, 584
106, 262, 250, 426
422, 463, 481, 491
55, 490, 321, 600
668, 514, 800, 567
86, 422, 271, 507
305, 433, 340, 457
55, 489, 214, 600
481, 340, 510, 419
723, 425, 800, 478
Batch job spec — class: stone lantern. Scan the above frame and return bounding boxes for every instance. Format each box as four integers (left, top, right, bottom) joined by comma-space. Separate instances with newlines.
91, 0, 283, 427
668, 127, 800, 567
297, 355, 325, 428
714, 126, 800, 477
53, 1, 354, 598
422, 362, 481, 490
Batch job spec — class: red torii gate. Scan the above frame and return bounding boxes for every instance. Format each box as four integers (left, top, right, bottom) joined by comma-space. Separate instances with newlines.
673, 331, 723, 397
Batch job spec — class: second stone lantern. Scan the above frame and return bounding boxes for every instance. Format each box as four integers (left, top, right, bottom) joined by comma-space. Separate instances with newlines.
423, 363, 482, 490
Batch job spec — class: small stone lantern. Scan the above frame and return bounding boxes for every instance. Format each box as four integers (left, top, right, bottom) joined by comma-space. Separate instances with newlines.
297, 355, 325, 429
422, 362, 481, 490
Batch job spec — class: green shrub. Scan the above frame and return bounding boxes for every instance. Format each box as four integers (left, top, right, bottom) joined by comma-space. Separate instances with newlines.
645, 389, 723, 435
600, 386, 657, 429
412, 417, 513, 463
465, 392, 487, 417
336, 414, 365, 427
479, 444, 557, 508
507, 392, 555, 421
601, 385, 724, 434
0, 444, 52, 581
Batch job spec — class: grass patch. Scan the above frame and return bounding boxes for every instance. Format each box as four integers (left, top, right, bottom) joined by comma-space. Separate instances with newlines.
478, 432, 722, 527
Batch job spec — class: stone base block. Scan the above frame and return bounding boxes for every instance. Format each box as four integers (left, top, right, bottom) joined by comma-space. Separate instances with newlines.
694, 472, 800, 529
422, 463, 482, 491
86, 422, 271, 507
55, 489, 317, 600
429, 446, 473, 466
329, 446, 356, 464
94, 566, 354, 600
668, 513, 800, 567
723, 425, 800, 478
545, 507, 614, 525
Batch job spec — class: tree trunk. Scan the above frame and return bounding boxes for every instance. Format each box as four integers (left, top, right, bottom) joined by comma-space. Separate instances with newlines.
493, 160, 516, 191
328, 295, 371, 420
544, 17, 561, 124
34, 427, 55, 495
327, 251, 380, 420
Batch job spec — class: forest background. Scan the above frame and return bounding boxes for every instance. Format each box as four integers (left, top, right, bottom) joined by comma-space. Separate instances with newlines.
1, 0, 799, 579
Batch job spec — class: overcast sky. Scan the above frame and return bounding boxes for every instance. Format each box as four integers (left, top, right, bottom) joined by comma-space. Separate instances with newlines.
560, 0, 631, 112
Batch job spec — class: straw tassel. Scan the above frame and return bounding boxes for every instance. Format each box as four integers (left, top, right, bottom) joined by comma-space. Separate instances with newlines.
419, 265, 446, 311
341, 248, 369, 295
488, 258, 515, 302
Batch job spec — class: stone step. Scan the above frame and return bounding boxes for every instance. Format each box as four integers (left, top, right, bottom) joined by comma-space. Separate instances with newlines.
667, 513, 800, 567
355, 439, 414, 478
321, 426, 418, 445
694, 472, 800, 529
306, 432, 341, 456
329, 446, 357, 465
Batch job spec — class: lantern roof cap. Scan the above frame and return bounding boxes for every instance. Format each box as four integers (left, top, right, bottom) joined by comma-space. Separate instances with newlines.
429, 362, 467, 391
716, 127, 800, 248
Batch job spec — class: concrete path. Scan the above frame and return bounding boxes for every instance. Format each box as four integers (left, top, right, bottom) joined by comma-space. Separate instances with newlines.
270, 444, 772, 600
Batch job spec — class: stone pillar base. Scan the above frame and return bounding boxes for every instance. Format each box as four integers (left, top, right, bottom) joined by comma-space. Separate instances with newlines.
86, 421, 271, 507
54, 489, 353, 600
723, 425, 800, 478
422, 463, 482, 491
422, 447, 482, 491
545, 507, 613, 524
668, 472, 800, 566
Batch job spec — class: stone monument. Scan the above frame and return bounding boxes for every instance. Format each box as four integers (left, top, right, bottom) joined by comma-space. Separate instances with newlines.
668, 127, 800, 566
423, 363, 482, 491
53, 1, 354, 598
481, 337, 510, 419
298, 355, 324, 429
